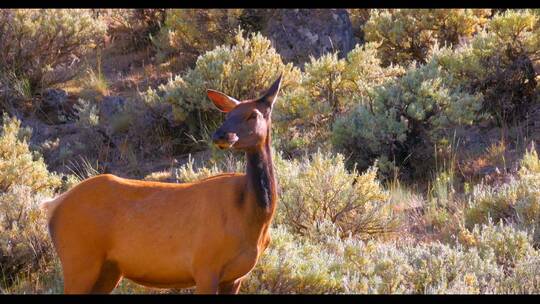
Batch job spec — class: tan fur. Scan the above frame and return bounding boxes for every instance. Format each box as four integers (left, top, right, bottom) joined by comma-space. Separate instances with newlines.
47, 173, 272, 294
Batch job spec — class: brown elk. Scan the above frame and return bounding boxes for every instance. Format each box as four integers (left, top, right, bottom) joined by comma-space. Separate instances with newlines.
41, 75, 283, 294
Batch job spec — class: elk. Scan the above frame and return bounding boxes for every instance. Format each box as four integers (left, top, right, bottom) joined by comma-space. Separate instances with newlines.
41, 75, 283, 294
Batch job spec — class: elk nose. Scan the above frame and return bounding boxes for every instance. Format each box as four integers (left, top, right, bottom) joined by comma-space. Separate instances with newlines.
213, 131, 237, 142
212, 131, 238, 149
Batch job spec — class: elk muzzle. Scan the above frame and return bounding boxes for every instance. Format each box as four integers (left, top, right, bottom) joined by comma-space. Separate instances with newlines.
212, 131, 239, 149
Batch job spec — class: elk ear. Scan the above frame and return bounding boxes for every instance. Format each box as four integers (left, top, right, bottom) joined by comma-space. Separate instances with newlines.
259, 73, 283, 109
207, 89, 240, 113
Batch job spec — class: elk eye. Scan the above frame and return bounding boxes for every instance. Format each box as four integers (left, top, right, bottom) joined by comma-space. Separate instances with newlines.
248, 113, 257, 120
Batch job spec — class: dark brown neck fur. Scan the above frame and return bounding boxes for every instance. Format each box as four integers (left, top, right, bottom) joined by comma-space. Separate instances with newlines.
245, 126, 276, 213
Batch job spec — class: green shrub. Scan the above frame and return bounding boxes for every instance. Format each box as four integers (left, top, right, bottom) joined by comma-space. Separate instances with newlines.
400, 240, 501, 294
152, 9, 243, 66
0, 115, 60, 288
0, 9, 106, 103
487, 9, 539, 54
467, 221, 536, 268
301, 52, 347, 117
0, 115, 61, 194
0, 185, 54, 289
244, 221, 540, 294
301, 43, 404, 117
465, 181, 521, 229
347, 9, 371, 42
332, 61, 482, 179
242, 225, 345, 294
364, 9, 491, 66
142, 29, 301, 151
338, 10, 539, 178
465, 147, 540, 243
468, 10, 538, 124
274, 151, 399, 239
430, 10, 539, 124
66, 99, 107, 162
273, 43, 403, 156
499, 250, 540, 293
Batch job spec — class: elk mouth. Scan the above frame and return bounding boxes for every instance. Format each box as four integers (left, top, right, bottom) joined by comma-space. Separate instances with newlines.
213, 136, 239, 150
215, 142, 235, 150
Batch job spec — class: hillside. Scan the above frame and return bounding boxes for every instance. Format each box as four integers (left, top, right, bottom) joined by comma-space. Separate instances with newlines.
1, 9, 540, 294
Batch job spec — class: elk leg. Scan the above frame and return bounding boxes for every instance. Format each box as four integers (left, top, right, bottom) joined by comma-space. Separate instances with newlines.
194, 273, 219, 294
218, 278, 243, 294
89, 260, 122, 294
62, 258, 104, 294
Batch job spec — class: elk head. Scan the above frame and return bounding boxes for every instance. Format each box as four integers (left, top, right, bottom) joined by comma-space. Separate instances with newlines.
208, 74, 282, 152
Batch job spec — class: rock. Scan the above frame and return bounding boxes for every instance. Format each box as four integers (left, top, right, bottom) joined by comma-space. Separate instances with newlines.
262, 9, 356, 68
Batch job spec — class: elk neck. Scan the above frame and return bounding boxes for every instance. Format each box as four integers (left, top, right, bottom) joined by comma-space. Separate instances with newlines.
244, 127, 277, 216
